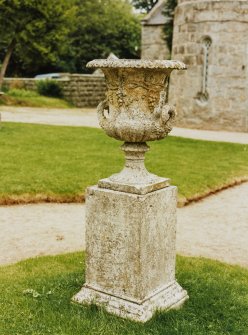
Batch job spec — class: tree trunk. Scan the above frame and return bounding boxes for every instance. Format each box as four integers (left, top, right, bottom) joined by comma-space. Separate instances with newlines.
0, 38, 16, 90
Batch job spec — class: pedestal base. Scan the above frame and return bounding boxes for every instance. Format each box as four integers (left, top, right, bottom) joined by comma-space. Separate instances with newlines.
72, 281, 188, 322
72, 185, 188, 322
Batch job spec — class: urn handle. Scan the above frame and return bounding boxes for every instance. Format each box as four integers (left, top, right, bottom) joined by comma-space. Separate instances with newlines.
154, 96, 176, 131
154, 90, 176, 125
97, 99, 109, 128
160, 104, 176, 125
159, 104, 176, 133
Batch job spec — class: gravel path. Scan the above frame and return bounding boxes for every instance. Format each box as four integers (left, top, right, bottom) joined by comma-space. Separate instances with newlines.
1, 106, 248, 144
1, 183, 247, 267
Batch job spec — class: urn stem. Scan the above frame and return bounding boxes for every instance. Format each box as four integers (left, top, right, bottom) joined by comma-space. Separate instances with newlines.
98, 142, 170, 195
121, 142, 149, 173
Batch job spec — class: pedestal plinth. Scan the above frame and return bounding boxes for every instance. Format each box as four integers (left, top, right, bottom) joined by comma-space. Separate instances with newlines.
72, 185, 188, 322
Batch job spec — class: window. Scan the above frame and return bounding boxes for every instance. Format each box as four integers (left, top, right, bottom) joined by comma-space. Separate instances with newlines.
196, 36, 212, 103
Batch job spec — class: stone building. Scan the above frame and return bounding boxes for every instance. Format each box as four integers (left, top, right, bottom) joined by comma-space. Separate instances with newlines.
141, 0, 170, 59
142, 0, 248, 132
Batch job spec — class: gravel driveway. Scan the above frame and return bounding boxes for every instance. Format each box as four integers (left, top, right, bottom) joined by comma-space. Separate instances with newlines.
1, 183, 247, 268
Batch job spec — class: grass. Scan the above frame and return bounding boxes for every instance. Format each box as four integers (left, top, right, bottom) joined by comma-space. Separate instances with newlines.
0, 122, 247, 204
0, 89, 73, 108
0, 252, 247, 334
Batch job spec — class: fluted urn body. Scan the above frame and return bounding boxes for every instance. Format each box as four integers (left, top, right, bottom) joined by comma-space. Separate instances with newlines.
87, 59, 186, 143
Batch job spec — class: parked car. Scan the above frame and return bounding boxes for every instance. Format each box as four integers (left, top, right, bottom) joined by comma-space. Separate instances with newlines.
34, 73, 70, 79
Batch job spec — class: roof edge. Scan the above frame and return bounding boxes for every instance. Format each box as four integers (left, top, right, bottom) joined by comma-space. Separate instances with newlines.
142, 0, 166, 23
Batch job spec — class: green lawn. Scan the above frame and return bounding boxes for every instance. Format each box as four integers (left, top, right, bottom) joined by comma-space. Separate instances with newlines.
0, 252, 247, 334
0, 89, 73, 108
0, 122, 247, 204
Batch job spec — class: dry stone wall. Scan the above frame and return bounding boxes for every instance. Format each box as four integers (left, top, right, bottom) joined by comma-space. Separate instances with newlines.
3, 78, 37, 91
61, 75, 106, 107
3, 74, 106, 108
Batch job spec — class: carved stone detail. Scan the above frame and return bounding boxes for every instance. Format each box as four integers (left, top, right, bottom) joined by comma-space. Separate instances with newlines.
90, 60, 185, 143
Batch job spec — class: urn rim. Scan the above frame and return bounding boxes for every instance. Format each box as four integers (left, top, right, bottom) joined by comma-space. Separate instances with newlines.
87, 59, 186, 70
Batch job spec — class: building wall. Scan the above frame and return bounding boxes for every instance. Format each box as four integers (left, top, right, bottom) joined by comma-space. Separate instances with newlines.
169, 0, 248, 132
141, 25, 170, 59
3, 74, 106, 108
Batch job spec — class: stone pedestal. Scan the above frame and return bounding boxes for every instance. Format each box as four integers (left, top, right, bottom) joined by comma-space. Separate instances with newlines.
72, 185, 188, 322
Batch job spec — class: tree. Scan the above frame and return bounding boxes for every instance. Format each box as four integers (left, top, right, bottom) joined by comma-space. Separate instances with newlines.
0, 0, 141, 81
0, 0, 74, 88
132, 0, 159, 13
67, 0, 141, 73
163, 0, 177, 52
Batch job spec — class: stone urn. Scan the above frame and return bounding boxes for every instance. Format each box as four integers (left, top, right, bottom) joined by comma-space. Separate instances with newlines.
72, 59, 188, 322
87, 59, 186, 194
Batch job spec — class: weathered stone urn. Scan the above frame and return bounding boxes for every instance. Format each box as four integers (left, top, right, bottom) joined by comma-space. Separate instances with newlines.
72, 59, 188, 322
94, 59, 184, 143
91, 59, 186, 194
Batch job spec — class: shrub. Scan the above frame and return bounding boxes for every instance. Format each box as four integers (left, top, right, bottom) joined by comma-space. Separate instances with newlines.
8, 88, 39, 98
1, 84, 9, 93
37, 80, 63, 98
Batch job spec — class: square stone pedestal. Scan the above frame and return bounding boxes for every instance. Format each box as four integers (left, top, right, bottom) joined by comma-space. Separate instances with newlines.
72, 185, 188, 322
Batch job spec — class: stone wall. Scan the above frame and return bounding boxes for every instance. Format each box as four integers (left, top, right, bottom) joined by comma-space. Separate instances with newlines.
141, 25, 170, 60
3, 78, 37, 91
3, 74, 106, 108
169, 0, 248, 132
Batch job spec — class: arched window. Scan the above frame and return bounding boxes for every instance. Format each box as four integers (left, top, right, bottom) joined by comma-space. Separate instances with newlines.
197, 36, 212, 103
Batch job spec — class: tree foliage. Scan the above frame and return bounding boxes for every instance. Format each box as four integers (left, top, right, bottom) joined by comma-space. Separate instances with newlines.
67, 0, 141, 73
0, 0, 74, 86
131, 0, 159, 13
163, 0, 177, 52
0, 0, 141, 82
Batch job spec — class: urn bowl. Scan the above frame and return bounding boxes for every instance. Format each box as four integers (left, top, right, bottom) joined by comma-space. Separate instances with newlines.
87, 59, 186, 143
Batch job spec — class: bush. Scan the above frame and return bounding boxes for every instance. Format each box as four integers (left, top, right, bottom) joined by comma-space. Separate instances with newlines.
8, 88, 39, 98
1, 84, 9, 93
37, 80, 63, 98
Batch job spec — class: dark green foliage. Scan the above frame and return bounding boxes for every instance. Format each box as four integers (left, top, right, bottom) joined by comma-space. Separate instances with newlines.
163, 0, 177, 52
0, 0, 73, 77
132, 0, 159, 12
36, 80, 63, 98
0, 0, 141, 77
67, 0, 141, 73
